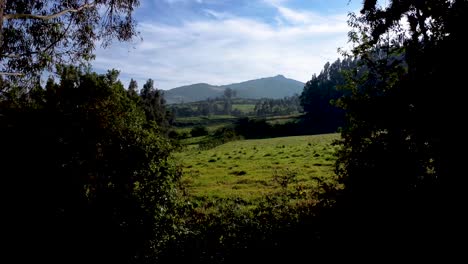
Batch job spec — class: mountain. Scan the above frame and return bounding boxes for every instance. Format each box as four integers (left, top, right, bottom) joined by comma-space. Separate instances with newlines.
163, 75, 305, 104
162, 83, 225, 104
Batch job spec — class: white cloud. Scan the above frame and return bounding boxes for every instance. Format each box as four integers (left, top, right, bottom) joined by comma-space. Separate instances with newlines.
93, 3, 351, 90
276, 6, 315, 24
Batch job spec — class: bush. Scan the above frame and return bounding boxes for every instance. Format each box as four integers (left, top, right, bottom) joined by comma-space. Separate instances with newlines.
158, 182, 337, 264
234, 117, 340, 139
168, 130, 190, 140
212, 126, 238, 141
198, 126, 240, 150
1, 68, 181, 263
190, 125, 209, 137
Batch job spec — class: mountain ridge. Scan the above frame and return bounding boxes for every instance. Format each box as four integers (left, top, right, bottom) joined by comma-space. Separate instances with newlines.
164, 75, 305, 104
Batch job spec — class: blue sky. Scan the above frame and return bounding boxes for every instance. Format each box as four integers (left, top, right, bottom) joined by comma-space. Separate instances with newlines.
93, 0, 361, 90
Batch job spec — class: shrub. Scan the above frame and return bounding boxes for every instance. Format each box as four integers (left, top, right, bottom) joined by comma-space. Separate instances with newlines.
190, 125, 209, 137
198, 126, 240, 150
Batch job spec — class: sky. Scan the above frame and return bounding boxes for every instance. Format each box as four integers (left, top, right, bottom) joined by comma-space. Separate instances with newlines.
93, 0, 361, 90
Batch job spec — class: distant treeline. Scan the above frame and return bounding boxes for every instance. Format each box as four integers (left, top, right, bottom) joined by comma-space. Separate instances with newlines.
253, 95, 302, 116
233, 117, 331, 139
170, 95, 302, 118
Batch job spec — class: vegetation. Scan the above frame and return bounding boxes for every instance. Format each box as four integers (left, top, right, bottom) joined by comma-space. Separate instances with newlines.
0, 0, 139, 82
170, 96, 301, 118
253, 95, 302, 116
2, 67, 180, 263
300, 58, 356, 132
162, 134, 341, 263
175, 134, 340, 202
234, 115, 333, 139
139, 78, 174, 131
190, 125, 209, 137
2, 0, 465, 262
333, 0, 467, 254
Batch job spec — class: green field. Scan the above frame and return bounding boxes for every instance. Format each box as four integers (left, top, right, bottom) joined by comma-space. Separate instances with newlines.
173, 113, 305, 134
175, 123, 232, 134
232, 104, 255, 113
175, 115, 238, 122
173, 115, 239, 133
265, 113, 303, 124
174, 133, 341, 202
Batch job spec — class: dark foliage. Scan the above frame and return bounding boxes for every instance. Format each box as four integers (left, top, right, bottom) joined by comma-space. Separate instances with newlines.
1, 67, 180, 263
157, 173, 340, 264
300, 58, 356, 132
233, 116, 336, 139
139, 78, 174, 132
198, 126, 240, 150
334, 0, 468, 256
191, 125, 209, 137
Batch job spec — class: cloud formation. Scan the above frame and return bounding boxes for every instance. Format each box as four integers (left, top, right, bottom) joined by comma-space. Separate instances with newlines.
93, 0, 353, 90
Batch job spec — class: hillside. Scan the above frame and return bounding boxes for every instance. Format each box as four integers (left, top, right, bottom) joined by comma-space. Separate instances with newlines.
162, 83, 225, 104
164, 75, 304, 104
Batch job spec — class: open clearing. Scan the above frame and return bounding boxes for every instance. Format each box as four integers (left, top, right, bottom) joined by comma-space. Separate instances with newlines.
174, 133, 341, 202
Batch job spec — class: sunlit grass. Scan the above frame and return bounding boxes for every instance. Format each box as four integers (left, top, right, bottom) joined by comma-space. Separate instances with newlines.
232, 104, 255, 113
173, 133, 341, 202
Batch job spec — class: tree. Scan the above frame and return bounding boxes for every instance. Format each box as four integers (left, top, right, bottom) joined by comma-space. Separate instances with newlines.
190, 125, 209, 137
1, 67, 181, 262
223, 88, 234, 115
335, 0, 468, 253
0, 0, 140, 82
127, 78, 139, 100
254, 96, 302, 117
140, 78, 173, 130
300, 58, 355, 132
197, 100, 214, 116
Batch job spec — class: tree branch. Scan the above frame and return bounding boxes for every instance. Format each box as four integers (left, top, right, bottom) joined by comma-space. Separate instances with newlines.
1, 19, 73, 60
3, 3, 95, 21
0, 72, 24, 76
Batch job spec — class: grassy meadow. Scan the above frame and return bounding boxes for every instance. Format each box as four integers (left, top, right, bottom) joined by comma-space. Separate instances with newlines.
173, 113, 304, 134
174, 133, 341, 202
232, 104, 255, 113
173, 115, 239, 134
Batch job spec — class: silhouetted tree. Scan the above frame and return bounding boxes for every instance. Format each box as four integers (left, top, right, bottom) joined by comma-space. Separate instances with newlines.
1, 67, 181, 263
334, 0, 468, 254
223, 88, 234, 115
127, 78, 139, 100
300, 58, 356, 132
140, 78, 173, 130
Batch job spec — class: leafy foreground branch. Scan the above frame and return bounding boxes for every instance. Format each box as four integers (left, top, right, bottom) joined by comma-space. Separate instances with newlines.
1, 67, 180, 263
157, 169, 343, 264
